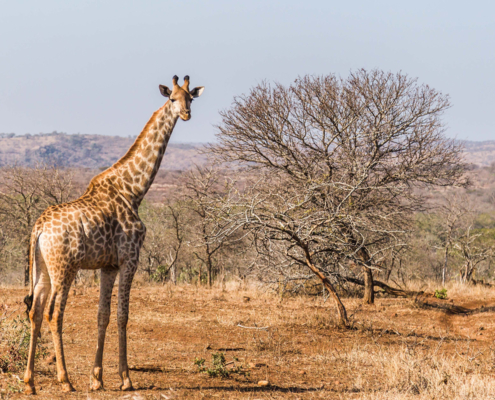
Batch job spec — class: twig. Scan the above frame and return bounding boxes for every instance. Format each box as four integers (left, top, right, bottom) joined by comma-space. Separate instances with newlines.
236, 324, 269, 331
62, 323, 76, 333
0, 305, 22, 325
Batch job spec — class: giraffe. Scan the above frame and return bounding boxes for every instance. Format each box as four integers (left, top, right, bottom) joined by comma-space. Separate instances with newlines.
22, 75, 204, 394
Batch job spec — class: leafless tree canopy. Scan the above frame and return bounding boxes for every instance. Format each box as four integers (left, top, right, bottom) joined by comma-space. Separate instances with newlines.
0, 164, 74, 285
209, 70, 468, 324
212, 70, 464, 184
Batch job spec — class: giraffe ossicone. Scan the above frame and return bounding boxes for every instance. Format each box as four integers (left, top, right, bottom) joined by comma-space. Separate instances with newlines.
23, 76, 204, 394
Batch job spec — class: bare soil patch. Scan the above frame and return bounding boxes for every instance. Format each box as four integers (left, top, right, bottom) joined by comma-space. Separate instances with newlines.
2, 283, 495, 399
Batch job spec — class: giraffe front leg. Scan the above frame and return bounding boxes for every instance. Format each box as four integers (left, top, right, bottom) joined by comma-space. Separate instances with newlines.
117, 264, 137, 391
90, 268, 118, 391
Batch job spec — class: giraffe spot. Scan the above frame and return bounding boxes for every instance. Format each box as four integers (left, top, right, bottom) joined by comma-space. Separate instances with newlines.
124, 183, 133, 193
142, 145, 153, 158
123, 170, 132, 182
128, 163, 137, 174
139, 161, 148, 171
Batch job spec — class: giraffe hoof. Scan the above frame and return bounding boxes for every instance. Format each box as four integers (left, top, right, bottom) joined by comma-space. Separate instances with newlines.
24, 383, 36, 395
120, 380, 134, 391
90, 380, 104, 391
61, 382, 76, 392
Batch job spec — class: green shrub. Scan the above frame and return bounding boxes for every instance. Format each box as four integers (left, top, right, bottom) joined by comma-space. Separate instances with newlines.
194, 352, 248, 378
434, 288, 447, 300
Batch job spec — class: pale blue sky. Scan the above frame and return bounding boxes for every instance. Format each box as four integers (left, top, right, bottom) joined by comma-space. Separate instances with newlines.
0, 1, 493, 142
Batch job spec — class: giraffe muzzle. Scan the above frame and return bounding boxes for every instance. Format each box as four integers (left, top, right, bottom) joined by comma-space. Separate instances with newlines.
180, 111, 191, 121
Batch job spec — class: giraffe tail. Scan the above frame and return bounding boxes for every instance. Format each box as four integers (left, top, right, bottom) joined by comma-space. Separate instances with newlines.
24, 227, 41, 319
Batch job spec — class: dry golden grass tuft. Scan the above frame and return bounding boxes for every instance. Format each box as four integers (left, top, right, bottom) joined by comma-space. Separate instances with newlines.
405, 279, 495, 300
1, 280, 495, 399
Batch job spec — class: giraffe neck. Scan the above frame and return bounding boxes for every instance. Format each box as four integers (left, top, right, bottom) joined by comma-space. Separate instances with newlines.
101, 101, 179, 206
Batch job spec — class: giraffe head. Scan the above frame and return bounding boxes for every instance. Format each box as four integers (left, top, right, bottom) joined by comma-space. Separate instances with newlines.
159, 75, 204, 121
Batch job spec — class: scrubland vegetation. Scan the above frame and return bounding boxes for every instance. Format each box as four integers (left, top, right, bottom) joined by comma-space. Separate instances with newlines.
1, 69, 495, 398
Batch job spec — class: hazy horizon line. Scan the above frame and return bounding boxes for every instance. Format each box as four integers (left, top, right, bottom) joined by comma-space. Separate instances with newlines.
0, 131, 492, 145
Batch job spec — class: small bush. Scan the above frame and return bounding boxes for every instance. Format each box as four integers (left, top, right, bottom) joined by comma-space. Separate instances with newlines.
194, 352, 248, 378
434, 288, 448, 299
0, 316, 48, 373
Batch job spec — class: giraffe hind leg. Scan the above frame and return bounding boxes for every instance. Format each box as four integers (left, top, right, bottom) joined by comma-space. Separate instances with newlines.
23, 245, 51, 395
117, 262, 138, 391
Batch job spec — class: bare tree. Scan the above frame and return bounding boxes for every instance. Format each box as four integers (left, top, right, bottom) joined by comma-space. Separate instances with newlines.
210, 70, 466, 321
455, 226, 495, 283
0, 165, 74, 285
166, 203, 184, 285
434, 196, 470, 286
140, 201, 185, 283
184, 166, 239, 288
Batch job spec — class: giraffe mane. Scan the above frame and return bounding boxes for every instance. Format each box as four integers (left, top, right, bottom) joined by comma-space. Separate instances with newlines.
89, 103, 168, 187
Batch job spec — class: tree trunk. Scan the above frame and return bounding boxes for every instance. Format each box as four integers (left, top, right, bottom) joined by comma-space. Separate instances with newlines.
464, 261, 475, 283
442, 248, 448, 286
385, 256, 395, 281
362, 266, 374, 304
170, 264, 177, 285
147, 255, 152, 282
357, 248, 374, 304
207, 266, 212, 288
24, 247, 29, 287
304, 259, 348, 326
207, 255, 212, 288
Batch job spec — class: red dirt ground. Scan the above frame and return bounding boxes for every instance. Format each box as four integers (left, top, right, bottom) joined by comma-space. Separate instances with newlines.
2, 284, 495, 399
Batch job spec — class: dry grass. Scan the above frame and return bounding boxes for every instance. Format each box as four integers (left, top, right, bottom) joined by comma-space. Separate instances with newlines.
405, 279, 495, 300
1, 280, 495, 399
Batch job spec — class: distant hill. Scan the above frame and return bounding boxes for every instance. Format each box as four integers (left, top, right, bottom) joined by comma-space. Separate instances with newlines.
0, 133, 492, 170
0, 132, 207, 170
462, 140, 495, 167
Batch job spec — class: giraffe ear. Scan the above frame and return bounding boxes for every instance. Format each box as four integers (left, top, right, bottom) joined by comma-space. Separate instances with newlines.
159, 85, 172, 97
190, 86, 205, 98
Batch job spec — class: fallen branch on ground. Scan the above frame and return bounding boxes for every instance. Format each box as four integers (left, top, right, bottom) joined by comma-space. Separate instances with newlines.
338, 275, 424, 298
236, 324, 269, 331
414, 294, 495, 315
338, 274, 495, 315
